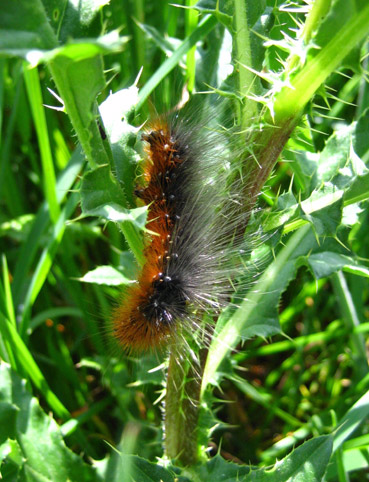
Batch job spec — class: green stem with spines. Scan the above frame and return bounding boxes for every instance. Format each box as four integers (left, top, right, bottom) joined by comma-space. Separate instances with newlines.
274, 4, 369, 123
287, 0, 332, 72
244, 3, 369, 214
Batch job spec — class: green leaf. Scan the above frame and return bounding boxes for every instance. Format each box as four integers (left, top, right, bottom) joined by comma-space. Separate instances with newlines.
79, 265, 135, 286
353, 108, 369, 162
0, 0, 57, 56
300, 184, 343, 236
98, 86, 141, 206
316, 124, 353, 185
202, 224, 316, 393
246, 435, 333, 481
103, 453, 179, 482
0, 402, 18, 444
0, 439, 23, 480
48, 54, 111, 169
80, 165, 127, 212
307, 252, 369, 279
345, 171, 369, 205
0, 0, 125, 65
55, 0, 110, 42
0, 362, 99, 481
186, 454, 251, 481
80, 165, 147, 229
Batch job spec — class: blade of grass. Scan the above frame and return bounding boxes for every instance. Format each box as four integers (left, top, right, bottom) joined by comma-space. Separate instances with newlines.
136, 14, 218, 110
12, 148, 84, 308
333, 389, 369, 453
19, 192, 80, 337
332, 271, 368, 380
2, 255, 16, 326
0, 312, 70, 419
0, 60, 25, 216
23, 64, 60, 224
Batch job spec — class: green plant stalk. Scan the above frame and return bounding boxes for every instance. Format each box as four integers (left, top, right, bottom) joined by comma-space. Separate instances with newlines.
185, 0, 198, 93
302, 0, 331, 44
287, 0, 332, 72
165, 344, 187, 461
165, 342, 205, 465
245, 4, 369, 213
233, 0, 258, 129
23, 64, 60, 224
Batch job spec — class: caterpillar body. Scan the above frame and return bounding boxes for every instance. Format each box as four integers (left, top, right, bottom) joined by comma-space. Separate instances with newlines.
113, 107, 257, 352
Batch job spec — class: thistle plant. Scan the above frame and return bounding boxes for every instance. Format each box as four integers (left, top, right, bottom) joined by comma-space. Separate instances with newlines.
1, 1, 369, 481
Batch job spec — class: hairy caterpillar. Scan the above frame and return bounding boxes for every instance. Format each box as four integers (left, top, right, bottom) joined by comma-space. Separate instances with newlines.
112, 102, 261, 352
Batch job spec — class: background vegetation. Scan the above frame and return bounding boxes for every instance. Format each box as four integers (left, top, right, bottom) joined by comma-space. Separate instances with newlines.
1, 0, 369, 480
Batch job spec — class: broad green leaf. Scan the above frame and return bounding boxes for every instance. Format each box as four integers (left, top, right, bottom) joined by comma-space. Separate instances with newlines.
39, 32, 129, 65
0, 439, 23, 480
308, 252, 369, 279
186, 454, 251, 481
48, 54, 111, 168
0, 0, 57, 56
0, 0, 125, 66
316, 124, 353, 185
0, 402, 18, 444
353, 108, 369, 162
300, 184, 343, 236
54, 0, 110, 42
202, 224, 315, 393
99, 87, 140, 206
80, 165, 127, 212
80, 165, 147, 229
246, 435, 333, 481
79, 265, 135, 286
102, 453, 179, 482
264, 184, 344, 233
0, 363, 99, 482
345, 171, 369, 205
